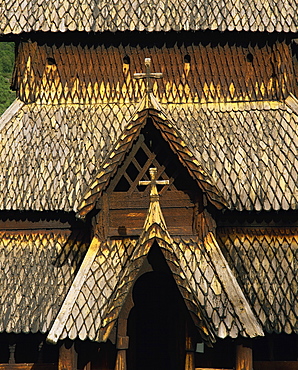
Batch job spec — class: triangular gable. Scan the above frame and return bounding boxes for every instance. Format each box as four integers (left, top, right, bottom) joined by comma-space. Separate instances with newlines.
47, 168, 263, 344
78, 107, 228, 218
96, 179, 215, 344
97, 224, 215, 344
48, 170, 216, 344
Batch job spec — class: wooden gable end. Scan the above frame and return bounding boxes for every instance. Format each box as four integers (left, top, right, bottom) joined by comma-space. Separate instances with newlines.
96, 119, 202, 237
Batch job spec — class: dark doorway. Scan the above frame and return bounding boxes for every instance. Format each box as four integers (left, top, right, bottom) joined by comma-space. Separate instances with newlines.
127, 245, 187, 370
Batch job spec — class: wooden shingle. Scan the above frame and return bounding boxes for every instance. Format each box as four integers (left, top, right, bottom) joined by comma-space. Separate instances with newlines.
0, 0, 297, 34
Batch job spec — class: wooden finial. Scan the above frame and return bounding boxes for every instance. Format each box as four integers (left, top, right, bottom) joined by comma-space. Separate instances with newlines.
133, 58, 163, 97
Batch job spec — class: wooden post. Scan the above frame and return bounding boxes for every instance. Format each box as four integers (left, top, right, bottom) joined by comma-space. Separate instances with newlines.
236, 343, 253, 370
115, 319, 129, 370
185, 336, 195, 370
8, 343, 16, 364
59, 342, 77, 370
185, 319, 195, 370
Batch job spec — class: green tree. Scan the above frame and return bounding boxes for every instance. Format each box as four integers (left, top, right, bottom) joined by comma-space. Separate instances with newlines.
0, 42, 15, 115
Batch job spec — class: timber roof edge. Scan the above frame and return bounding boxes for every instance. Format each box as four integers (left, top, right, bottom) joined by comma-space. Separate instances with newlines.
0, 99, 24, 130
77, 107, 227, 218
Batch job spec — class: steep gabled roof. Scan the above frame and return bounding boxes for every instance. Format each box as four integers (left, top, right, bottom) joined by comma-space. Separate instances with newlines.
78, 107, 227, 218
47, 174, 215, 344
47, 172, 263, 343
95, 182, 216, 344
0, 0, 297, 35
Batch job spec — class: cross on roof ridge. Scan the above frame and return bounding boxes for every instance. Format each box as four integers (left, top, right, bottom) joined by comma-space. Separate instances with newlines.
139, 167, 169, 200
133, 58, 163, 96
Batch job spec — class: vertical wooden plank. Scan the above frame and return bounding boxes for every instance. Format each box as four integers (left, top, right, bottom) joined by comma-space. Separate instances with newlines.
114, 319, 129, 370
58, 342, 77, 370
185, 321, 195, 370
236, 344, 253, 370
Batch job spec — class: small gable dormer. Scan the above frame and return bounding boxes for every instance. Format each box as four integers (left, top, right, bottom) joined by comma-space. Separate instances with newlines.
99, 118, 202, 237
78, 108, 227, 238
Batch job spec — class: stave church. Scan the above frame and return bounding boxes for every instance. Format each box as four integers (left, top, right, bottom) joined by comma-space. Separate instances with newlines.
0, 1, 297, 370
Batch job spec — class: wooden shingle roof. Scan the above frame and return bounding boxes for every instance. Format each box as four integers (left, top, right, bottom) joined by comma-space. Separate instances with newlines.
1, 0, 297, 35
0, 229, 88, 334
218, 226, 298, 335
0, 219, 296, 339
0, 98, 297, 213
47, 192, 263, 343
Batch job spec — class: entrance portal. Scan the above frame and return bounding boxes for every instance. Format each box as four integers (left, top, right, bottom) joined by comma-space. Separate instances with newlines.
127, 247, 188, 370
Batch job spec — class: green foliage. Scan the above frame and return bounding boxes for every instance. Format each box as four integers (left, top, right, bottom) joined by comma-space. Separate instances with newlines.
0, 42, 15, 115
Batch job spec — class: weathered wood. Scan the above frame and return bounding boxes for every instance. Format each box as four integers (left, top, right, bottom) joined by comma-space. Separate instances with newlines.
47, 235, 102, 344
114, 352, 126, 370
185, 336, 195, 370
8, 344, 16, 365
236, 344, 253, 370
109, 206, 194, 236
58, 342, 77, 370
114, 319, 128, 370
107, 191, 195, 236
108, 191, 194, 209
97, 191, 109, 240
83, 361, 91, 370
204, 233, 264, 338
0, 220, 71, 231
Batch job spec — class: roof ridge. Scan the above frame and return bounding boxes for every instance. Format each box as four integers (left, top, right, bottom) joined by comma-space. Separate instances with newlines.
47, 233, 102, 344
203, 230, 264, 338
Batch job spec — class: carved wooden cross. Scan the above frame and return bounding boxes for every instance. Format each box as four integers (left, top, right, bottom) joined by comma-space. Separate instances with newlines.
139, 168, 169, 199
133, 58, 163, 95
